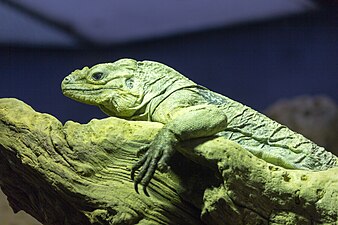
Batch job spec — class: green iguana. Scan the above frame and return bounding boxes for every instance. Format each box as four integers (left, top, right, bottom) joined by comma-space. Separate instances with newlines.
61, 58, 337, 196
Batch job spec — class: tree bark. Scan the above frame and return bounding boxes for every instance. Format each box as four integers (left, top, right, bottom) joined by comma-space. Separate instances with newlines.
0, 98, 337, 225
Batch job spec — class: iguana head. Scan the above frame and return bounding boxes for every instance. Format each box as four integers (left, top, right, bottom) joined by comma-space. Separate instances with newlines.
61, 58, 144, 118
61, 58, 193, 119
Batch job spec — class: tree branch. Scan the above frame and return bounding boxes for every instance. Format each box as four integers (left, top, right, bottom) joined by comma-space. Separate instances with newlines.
0, 98, 337, 225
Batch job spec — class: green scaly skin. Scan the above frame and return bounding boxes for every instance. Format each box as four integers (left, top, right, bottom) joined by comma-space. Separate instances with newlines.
61, 58, 337, 196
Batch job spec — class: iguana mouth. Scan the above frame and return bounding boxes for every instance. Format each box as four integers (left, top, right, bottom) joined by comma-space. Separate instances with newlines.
62, 88, 104, 98
62, 87, 117, 92
62, 87, 120, 99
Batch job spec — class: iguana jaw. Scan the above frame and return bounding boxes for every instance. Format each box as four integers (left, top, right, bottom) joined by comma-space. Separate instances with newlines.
62, 85, 138, 118
62, 86, 112, 105
62, 86, 145, 118
61, 69, 110, 106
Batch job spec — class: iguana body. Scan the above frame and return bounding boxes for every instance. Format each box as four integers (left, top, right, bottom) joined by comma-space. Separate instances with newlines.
61, 59, 337, 195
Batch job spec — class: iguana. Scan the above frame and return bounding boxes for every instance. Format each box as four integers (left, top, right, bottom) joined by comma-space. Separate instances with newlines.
61, 58, 337, 196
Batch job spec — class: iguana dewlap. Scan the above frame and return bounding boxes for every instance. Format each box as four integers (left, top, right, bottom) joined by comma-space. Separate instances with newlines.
61, 58, 337, 196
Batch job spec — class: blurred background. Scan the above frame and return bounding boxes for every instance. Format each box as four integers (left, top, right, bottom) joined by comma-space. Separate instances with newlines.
1, 0, 337, 124
0, 1, 337, 224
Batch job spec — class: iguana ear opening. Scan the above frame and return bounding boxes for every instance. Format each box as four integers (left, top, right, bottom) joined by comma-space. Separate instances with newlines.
125, 78, 134, 89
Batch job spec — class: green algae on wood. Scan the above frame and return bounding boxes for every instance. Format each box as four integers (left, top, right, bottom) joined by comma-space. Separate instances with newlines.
0, 98, 337, 225
0, 98, 203, 225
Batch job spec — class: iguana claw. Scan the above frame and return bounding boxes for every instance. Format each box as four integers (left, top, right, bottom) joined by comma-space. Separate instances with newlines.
131, 145, 170, 197
130, 128, 177, 196
131, 149, 155, 196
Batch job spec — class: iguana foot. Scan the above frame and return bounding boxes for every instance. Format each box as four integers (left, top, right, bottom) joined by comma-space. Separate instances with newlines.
131, 128, 178, 196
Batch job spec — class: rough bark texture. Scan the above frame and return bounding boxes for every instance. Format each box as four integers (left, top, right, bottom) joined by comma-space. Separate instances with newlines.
0, 98, 337, 225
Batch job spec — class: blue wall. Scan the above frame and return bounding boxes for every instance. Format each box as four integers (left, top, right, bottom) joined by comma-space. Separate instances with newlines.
1, 11, 337, 123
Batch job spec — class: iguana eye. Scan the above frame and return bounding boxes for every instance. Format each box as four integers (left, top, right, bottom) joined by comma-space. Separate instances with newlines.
91, 72, 104, 81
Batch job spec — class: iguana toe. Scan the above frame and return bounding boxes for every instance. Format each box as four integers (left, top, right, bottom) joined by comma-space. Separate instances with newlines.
131, 140, 175, 196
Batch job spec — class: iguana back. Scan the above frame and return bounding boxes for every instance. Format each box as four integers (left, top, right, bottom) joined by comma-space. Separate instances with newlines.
197, 88, 337, 170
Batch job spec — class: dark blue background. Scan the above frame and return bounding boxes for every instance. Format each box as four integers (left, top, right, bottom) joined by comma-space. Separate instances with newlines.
1, 11, 337, 124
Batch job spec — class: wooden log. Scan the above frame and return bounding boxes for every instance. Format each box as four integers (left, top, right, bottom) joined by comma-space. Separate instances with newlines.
0, 98, 337, 225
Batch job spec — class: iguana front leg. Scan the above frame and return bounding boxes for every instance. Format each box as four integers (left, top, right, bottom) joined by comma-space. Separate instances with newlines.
131, 104, 228, 196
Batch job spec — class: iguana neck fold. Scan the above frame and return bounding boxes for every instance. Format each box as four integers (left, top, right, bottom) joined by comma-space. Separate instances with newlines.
128, 61, 198, 120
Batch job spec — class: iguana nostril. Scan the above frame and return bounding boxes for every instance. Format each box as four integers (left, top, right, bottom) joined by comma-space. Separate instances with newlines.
61, 77, 72, 89
63, 76, 72, 84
